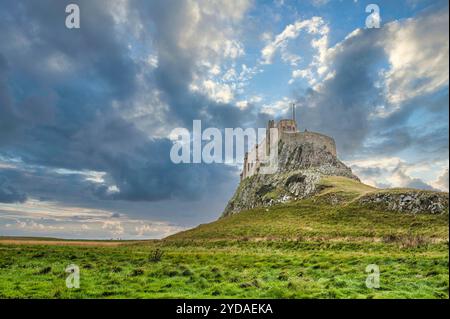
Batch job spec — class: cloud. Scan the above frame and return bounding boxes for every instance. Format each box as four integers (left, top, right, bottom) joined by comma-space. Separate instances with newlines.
434, 169, 449, 192
136, 0, 254, 125
0, 175, 27, 204
391, 163, 437, 191
11, 220, 64, 231
134, 221, 182, 237
293, 4, 448, 156
0, 0, 258, 205
294, 29, 386, 153
311, 0, 329, 7
348, 157, 447, 191
260, 17, 328, 65
102, 221, 124, 236
0, 197, 185, 239
382, 8, 449, 105
261, 97, 292, 116
194, 80, 235, 104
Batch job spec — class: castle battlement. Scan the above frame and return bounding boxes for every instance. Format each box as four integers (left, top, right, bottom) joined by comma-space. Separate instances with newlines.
240, 110, 337, 180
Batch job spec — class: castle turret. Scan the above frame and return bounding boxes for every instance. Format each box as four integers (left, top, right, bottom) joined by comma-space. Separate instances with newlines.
277, 104, 298, 133
277, 119, 297, 133
266, 120, 275, 156
241, 152, 249, 180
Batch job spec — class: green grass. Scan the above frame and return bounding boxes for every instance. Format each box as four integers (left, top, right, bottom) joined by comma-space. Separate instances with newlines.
0, 177, 448, 299
0, 243, 448, 299
319, 175, 377, 195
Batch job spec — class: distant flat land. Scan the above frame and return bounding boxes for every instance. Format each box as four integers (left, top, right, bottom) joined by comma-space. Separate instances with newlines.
0, 177, 448, 299
0, 237, 152, 247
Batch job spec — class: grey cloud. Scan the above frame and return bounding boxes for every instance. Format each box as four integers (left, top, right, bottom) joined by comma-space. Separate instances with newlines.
352, 162, 442, 192
0, 175, 27, 203
350, 165, 385, 178
294, 28, 386, 154
392, 164, 438, 191
0, 0, 252, 204
134, 0, 257, 129
435, 169, 449, 192
375, 182, 392, 189
293, 5, 448, 160
368, 87, 449, 160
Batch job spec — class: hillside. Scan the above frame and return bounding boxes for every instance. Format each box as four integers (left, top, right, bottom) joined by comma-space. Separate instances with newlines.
167, 176, 449, 243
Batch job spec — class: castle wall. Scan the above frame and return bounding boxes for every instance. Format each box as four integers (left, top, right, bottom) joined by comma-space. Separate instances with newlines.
240, 121, 337, 180
280, 131, 336, 156
277, 119, 296, 133
242, 137, 268, 180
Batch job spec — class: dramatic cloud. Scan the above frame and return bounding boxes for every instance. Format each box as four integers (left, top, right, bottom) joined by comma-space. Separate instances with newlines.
294, 28, 386, 153
261, 16, 328, 65
294, 3, 449, 157
434, 169, 449, 192
0, 0, 257, 206
349, 156, 447, 191
382, 8, 449, 105
0, 175, 27, 204
0, 198, 184, 239
391, 163, 437, 191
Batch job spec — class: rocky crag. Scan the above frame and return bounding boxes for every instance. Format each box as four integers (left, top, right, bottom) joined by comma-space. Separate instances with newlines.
357, 190, 448, 214
222, 139, 359, 217
222, 139, 449, 217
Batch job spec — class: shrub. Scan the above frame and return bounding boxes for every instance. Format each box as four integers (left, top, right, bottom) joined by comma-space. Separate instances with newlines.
163, 269, 179, 277
383, 233, 430, 248
400, 234, 429, 249
111, 266, 122, 273
278, 271, 289, 281
240, 279, 260, 288
130, 268, 144, 276
37, 266, 52, 275
382, 234, 400, 243
181, 269, 193, 276
149, 249, 164, 263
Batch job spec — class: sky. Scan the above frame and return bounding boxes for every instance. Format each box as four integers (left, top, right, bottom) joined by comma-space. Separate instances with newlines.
0, 0, 448, 239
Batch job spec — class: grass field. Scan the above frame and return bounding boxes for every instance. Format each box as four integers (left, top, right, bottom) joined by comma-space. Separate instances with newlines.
0, 177, 448, 299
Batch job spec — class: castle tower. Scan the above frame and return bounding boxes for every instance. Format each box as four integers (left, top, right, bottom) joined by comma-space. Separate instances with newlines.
276, 104, 298, 133
241, 152, 249, 180
292, 103, 296, 123
266, 120, 275, 156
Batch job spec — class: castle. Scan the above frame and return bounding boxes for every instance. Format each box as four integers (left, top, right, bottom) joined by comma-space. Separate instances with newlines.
240, 105, 337, 180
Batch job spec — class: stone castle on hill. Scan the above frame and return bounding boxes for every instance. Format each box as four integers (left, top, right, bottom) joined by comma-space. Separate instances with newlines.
225, 104, 356, 216
223, 104, 449, 217
241, 105, 337, 180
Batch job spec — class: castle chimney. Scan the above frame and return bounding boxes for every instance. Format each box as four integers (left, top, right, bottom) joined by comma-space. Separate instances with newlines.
292, 103, 296, 123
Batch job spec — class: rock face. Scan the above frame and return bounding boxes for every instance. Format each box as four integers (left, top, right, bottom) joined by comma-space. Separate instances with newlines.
358, 191, 449, 214
222, 140, 359, 217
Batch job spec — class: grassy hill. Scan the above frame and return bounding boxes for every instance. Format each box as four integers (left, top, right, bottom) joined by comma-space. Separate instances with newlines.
167, 176, 448, 242
0, 177, 448, 298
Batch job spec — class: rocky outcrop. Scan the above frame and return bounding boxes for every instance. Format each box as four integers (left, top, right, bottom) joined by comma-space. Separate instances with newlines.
222, 140, 359, 217
357, 190, 449, 214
